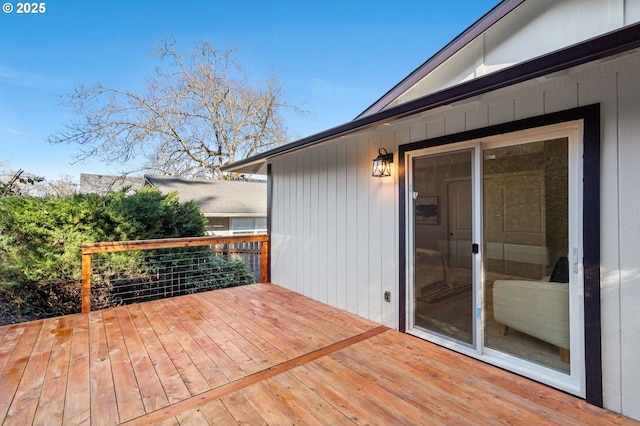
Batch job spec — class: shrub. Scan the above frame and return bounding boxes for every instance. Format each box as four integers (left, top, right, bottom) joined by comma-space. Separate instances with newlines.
0, 187, 254, 323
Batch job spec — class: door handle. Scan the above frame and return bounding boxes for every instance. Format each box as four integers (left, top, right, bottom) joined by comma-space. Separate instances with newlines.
472, 243, 479, 254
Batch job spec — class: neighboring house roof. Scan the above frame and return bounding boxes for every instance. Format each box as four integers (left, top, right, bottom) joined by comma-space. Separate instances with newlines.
144, 175, 266, 217
79, 173, 144, 195
223, 0, 640, 175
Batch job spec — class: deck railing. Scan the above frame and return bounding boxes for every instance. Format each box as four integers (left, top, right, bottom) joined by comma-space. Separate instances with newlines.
81, 234, 269, 313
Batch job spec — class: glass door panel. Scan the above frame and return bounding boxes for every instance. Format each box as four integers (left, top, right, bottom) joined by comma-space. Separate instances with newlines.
482, 138, 570, 373
413, 150, 474, 345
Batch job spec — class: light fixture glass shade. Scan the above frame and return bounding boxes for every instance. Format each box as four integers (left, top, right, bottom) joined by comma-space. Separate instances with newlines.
372, 158, 391, 177
372, 148, 393, 177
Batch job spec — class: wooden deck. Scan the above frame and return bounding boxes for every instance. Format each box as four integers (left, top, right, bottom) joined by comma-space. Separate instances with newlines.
0, 283, 636, 425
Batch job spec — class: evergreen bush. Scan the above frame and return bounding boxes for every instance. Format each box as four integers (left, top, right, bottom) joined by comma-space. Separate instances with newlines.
0, 187, 255, 323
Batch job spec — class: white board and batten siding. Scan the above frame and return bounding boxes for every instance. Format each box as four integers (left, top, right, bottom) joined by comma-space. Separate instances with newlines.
270, 51, 640, 419
271, 132, 402, 329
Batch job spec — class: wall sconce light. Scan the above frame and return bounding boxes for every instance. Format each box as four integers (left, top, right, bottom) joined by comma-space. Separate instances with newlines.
372, 148, 393, 177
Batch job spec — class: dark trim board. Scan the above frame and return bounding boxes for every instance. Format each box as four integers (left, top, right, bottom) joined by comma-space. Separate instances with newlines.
266, 164, 273, 283
398, 104, 602, 406
582, 105, 602, 407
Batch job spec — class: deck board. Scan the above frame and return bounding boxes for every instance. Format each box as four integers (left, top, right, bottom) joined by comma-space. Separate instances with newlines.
188, 294, 283, 368
328, 341, 482, 424
337, 333, 560, 425
88, 311, 119, 426
0, 283, 638, 425
139, 299, 211, 396
306, 356, 431, 425
33, 315, 74, 426
0, 323, 27, 375
113, 306, 169, 413
213, 286, 335, 352
0, 320, 42, 422
126, 304, 191, 405
195, 399, 237, 425
169, 295, 261, 379
62, 315, 90, 425
102, 309, 146, 422
5, 318, 58, 425
160, 297, 242, 385
373, 331, 605, 424
192, 293, 289, 364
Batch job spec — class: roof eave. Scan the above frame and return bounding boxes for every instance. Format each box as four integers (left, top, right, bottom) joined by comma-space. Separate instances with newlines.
355, 0, 525, 119
222, 22, 640, 173
222, 159, 268, 175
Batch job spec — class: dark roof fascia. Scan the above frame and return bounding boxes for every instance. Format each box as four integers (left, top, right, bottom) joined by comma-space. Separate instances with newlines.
356, 0, 524, 119
222, 22, 640, 173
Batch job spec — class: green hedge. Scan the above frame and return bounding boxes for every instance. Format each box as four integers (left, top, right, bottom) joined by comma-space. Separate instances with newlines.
0, 188, 254, 323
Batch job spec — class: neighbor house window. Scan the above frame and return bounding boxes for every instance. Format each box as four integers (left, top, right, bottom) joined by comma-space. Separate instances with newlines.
230, 217, 267, 235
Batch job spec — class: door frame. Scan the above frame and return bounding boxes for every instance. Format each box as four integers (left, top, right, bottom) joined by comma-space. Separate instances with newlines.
398, 104, 602, 406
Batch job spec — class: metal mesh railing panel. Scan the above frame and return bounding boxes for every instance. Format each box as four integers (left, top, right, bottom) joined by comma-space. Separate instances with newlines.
88, 242, 261, 310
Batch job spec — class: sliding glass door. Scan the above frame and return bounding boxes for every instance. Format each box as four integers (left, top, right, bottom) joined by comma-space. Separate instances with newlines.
407, 124, 583, 395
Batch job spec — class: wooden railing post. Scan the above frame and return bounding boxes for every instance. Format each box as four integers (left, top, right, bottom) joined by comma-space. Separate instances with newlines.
81, 252, 92, 313
260, 239, 269, 283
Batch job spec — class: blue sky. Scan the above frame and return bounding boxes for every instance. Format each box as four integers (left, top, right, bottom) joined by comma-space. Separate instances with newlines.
0, 0, 498, 181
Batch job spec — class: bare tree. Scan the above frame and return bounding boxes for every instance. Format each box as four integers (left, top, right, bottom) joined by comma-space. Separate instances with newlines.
33, 175, 78, 197
48, 38, 298, 179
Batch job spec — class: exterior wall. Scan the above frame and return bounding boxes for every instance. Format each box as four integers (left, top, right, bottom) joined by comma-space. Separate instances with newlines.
616, 54, 640, 422
270, 51, 640, 419
270, 134, 401, 328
